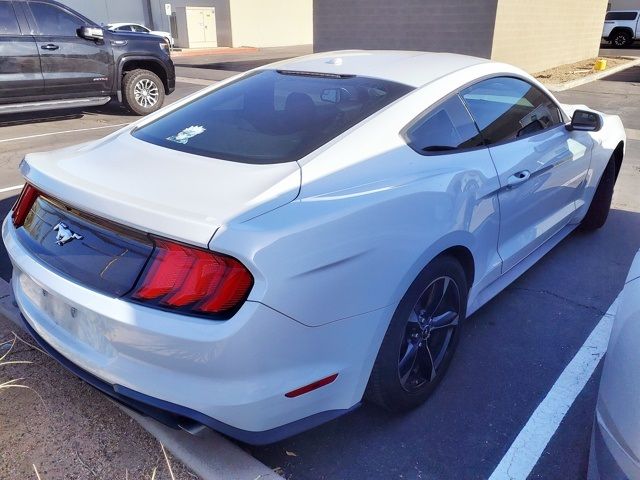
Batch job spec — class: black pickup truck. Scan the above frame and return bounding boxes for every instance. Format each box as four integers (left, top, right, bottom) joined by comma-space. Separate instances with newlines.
0, 0, 175, 115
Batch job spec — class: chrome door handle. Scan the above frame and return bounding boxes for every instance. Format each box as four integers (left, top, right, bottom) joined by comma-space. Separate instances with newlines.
507, 170, 531, 188
41, 44, 59, 50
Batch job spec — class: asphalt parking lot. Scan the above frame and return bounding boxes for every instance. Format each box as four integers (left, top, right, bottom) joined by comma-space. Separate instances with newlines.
0, 61, 639, 479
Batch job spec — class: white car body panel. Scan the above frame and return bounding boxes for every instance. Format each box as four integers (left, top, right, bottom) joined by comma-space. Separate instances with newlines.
108, 23, 174, 46
3, 50, 627, 442
591, 250, 640, 478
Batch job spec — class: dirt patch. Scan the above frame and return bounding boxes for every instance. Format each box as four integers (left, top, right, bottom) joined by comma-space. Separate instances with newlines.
534, 56, 634, 86
0, 315, 199, 480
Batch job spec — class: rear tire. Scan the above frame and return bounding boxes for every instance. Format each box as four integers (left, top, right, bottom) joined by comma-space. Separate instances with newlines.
611, 30, 632, 48
366, 255, 467, 412
121, 69, 165, 116
580, 159, 616, 231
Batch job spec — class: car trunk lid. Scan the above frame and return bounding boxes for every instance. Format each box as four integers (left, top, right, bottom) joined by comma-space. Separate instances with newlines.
21, 130, 301, 248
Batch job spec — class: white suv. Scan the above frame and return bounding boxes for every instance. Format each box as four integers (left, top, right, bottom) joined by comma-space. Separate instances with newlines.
603, 10, 640, 47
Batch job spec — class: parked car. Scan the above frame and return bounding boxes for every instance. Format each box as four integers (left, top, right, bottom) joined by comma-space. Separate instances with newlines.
602, 10, 640, 47
3, 50, 625, 444
0, 0, 175, 116
107, 22, 174, 48
588, 249, 640, 479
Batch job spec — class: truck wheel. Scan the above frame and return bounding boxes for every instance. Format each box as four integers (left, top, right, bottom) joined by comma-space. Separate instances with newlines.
122, 69, 165, 116
611, 30, 632, 48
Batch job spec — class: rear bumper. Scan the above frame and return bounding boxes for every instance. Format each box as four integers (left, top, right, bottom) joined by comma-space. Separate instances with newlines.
3, 216, 385, 443
18, 313, 358, 444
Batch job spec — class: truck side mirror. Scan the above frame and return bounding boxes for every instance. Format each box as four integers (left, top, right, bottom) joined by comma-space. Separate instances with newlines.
78, 26, 104, 41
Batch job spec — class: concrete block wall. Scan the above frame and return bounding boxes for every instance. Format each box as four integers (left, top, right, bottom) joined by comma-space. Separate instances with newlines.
314, 0, 610, 73
608, 0, 640, 10
491, 0, 609, 73
313, 0, 498, 59
60, 0, 148, 26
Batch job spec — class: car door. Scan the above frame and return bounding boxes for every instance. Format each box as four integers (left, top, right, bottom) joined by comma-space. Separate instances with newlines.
0, 0, 43, 101
460, 76, 592, 272
25, 1, 113, 97
403, 94, 503, 294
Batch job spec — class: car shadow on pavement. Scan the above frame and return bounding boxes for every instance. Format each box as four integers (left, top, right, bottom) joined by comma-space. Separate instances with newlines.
599, 65, 640, 83
246, 207, 640, 480
174, 58, 291, 72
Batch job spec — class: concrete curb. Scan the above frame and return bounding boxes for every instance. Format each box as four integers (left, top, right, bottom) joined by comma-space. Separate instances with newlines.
0, 278, 282, 480
544, 57, 640, 92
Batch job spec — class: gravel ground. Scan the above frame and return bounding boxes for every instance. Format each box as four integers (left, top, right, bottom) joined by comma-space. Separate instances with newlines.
534, 56, 633, 84
0, 314, 199, 480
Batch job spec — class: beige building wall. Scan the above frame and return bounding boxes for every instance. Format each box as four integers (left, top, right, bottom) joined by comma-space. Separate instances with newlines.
229, 0, 313, 47
491, 0, 609, 73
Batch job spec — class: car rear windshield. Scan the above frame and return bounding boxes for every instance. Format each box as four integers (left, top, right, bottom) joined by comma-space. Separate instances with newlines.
132, 70, 413, 164
605, 11, 638, 20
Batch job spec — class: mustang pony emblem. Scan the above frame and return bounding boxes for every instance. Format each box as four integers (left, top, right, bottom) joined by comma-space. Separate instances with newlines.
53, 222, 83, 246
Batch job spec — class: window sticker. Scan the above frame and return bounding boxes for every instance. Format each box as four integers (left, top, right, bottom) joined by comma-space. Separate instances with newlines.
166, 125, 206, 145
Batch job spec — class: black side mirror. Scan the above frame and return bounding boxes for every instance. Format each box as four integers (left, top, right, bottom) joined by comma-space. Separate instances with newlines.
567, 109, 602, 132
78, 26, 104, 41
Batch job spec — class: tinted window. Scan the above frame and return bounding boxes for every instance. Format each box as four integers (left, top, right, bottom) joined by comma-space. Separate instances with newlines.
116, 25, 133, 32
133, 70, 413, 164
460, 77, 562, 145
605, 11, 638, 20
30, 2, 83, 36
406, 96, 483, 154
0, 1, 19, 35
132, 25, 149, 33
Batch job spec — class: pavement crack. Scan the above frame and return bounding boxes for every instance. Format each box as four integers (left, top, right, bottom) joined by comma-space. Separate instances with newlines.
506, 286, 607, 316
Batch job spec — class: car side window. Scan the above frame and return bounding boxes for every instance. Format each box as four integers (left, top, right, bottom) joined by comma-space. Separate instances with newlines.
405, 95, 484, 154
117, 25, 133, 32
0, 1, 20, 35
132, 25, 149, 33
29, 1, 83, 36
460, 77, 563, 146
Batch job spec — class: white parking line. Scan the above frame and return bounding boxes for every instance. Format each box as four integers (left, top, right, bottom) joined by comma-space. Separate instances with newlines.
489, 296, 620, 480
0, 184, 23, 193
0, 123, 129, 144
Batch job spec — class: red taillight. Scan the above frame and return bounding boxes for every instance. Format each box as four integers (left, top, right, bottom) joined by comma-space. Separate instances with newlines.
11, 183, 40, 227
131, 238, 253, 316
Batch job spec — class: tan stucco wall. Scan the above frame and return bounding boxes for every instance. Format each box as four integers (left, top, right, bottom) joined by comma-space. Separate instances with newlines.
229, 0, 312, 47
491, 0, 609, 73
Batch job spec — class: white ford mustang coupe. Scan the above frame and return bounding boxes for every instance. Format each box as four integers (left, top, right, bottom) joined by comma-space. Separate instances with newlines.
3, 51, 625, 444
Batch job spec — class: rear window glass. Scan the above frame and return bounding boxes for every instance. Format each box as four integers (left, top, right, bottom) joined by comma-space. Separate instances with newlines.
606, 11, 638, 20
132, 70, 413, 164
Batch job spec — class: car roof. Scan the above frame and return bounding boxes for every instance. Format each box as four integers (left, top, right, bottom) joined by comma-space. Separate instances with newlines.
108, 23, 144, 27
261, 50, 492, 88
